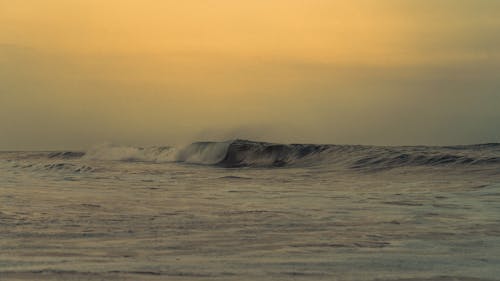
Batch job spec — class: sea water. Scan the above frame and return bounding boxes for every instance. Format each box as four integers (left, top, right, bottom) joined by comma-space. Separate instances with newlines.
1, 140, 499, 280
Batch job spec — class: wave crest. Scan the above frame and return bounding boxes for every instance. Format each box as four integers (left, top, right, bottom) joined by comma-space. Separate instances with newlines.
179, 140, 500, 169
39, 140, 500, 170
176, 141, 231, 164
218, 139, 331, 167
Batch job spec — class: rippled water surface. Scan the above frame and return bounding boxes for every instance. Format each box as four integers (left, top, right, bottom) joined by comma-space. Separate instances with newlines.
1, 141, 500, 281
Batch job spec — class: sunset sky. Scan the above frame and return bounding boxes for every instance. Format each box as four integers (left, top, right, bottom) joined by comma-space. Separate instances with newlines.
1, 0, 500, 149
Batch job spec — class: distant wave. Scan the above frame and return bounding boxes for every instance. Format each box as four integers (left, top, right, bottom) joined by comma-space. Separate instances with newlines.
180, 140, 500, 169
215, 140, 331, 167
48, 152, 86, 159
8, 161, 96, 173
27, 140, 500, 170
82, 144, 176, 162
41, 163, 95, 173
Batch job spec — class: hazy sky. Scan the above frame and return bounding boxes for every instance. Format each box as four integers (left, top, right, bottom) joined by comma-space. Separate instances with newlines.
1, 0, 500, 149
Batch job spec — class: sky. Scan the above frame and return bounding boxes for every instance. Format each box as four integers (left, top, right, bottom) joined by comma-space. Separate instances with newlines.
1, 0, 500, 149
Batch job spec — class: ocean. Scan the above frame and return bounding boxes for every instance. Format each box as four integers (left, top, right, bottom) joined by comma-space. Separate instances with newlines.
1, 140, 500, 281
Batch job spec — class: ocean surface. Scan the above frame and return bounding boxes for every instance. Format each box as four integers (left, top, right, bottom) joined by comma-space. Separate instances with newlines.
1, 140, 500, 281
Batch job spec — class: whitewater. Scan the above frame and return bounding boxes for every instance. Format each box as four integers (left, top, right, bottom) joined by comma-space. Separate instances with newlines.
1, 140, 500, 281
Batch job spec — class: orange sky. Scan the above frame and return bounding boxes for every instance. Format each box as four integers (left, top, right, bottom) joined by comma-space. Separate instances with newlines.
1, 0, 500, 149
3, 1, 498, 63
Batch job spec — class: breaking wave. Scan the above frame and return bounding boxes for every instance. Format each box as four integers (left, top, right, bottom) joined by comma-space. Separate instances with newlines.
10, 140, 500, 170
176, 141, 231, 164
178, 140, 500, 169
215, 140, 332, 167
88, 140, 500, 169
